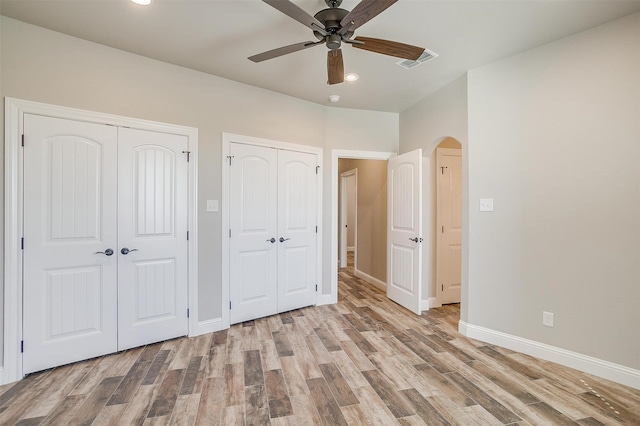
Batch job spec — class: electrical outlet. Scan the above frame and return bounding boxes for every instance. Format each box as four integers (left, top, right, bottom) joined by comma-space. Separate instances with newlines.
542, 311, 554, 327
479, 198, 494, 212
206, 200, 218, 212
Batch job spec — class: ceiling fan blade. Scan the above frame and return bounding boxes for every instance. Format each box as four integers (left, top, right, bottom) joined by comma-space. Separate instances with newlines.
263, 0, 328, 36
249, 41, 320, 62
340, 0, 398, 31
352, 36, 425, 60
327, 50, 344, 85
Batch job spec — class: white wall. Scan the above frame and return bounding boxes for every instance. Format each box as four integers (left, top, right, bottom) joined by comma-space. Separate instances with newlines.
400, 75, 469, 318
0, 17, 399, 364
467, 13, 640, 370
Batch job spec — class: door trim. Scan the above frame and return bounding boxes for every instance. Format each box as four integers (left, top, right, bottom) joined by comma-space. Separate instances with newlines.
326, 150, 396, 306
339, 169, 357, 269
3, 97, 199, 385
221, 133, 323, 329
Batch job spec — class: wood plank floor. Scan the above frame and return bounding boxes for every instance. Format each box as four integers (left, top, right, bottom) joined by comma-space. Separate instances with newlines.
1, 263, 639, 425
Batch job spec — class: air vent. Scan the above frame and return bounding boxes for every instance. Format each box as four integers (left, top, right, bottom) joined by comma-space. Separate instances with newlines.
396, 49, 438, 69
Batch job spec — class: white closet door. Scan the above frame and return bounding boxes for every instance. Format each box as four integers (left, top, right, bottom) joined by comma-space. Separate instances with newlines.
229, 143, 278, 324
117, 128, 189, 350
23, 114, 118, 374
277, 150, 318, 312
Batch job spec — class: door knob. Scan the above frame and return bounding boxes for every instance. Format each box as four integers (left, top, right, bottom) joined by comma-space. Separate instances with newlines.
279, 237, 290, 243
266, 238, 276, 243
121, 247, 139, 255
408, 237, 423, 243
94, 248, 114, 256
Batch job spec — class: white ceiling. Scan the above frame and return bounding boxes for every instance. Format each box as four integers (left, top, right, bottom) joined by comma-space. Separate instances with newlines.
1, 0, 639, 113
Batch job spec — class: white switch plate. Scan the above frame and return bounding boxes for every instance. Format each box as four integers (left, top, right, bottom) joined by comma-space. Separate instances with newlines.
542, 311, 554, 327
479, 198, 494, 212
206, 200, 218, 212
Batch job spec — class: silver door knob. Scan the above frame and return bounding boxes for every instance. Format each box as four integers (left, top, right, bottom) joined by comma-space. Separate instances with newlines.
267, 238, 276, 243
409, 237, 423, 243
279, 237, 291, 243
121, 247, 139, 255
95, 248, 114, 256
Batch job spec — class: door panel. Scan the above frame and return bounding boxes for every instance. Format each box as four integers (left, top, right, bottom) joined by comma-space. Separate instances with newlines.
229, 143, 278, 324
23, 114, 118, 374
437, 148, 462, 304
278, 150, 317, 312
387, 149, 423, 315
117, 128, 189, 350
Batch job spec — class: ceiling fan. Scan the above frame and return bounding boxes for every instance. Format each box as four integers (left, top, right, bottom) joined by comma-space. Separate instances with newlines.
249, 0, 426, 85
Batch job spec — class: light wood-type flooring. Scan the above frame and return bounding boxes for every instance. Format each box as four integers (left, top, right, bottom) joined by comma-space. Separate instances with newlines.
1, 259, 639, 425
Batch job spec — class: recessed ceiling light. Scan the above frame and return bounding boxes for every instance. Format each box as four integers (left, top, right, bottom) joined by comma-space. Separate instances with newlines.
328, 95, 340, 103
345, 73, 359, 82
131, 0, 153, 5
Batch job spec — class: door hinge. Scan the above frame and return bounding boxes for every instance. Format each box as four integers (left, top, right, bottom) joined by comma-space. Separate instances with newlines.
227, 155, 234, 166
21, 134, 25, 147
316, 166, 320, 174
187, 231, 189, 241
21, 340, 24, 353
182, 151, 191, 162
440, 166, 447, 174
315, 285, 318, 292
229, 229, 231, 238
315, 226, 318, 233
441, 284, 444, 291
21, 238, 24, 250
187, 308, 190, 318
442, 226, 444, 233
229, 301, 232, 310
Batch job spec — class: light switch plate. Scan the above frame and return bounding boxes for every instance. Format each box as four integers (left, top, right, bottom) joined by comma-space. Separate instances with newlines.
479, 198, 494, 212
206, 200, 218, 212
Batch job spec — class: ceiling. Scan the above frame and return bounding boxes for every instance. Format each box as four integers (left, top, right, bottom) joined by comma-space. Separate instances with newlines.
1, 0, 639, 113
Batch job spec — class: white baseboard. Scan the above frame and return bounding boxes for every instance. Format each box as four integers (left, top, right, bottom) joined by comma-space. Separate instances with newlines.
191, 317, 226, 336
354, 269, 387, 292
347, 247, 355, 252
0, 367, 4, 386
459, 321, 640, 390
428, 297, 441, 309
420, 300, 429, 312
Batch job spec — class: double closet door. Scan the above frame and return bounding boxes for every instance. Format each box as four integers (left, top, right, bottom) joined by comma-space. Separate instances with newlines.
229, 143, 318, 324
22, 114, 189, 374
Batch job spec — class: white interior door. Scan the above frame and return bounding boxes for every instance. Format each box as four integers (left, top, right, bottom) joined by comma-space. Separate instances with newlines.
387, 149, 423, 315
436, 148, 462, 304
23, 114, 118, 374
117, 128, 189, 350
229, 143, 278, 324
277, 150, 318, 312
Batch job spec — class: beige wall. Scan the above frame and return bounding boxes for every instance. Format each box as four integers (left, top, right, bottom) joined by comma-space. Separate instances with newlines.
338, 159, 387, 283
466, 13, 639, 369
0, 17, 399, 364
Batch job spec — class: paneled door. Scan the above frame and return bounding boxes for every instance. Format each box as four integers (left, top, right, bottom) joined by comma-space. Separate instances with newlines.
387, 149, 423, 315
23, 114, 119, 374
117, 128, 189, 350
229, 143, 318, 324
277, 149, 318, 313
436, 148, 462, 304
22, 115, 189, 374
229, 143, 279, 324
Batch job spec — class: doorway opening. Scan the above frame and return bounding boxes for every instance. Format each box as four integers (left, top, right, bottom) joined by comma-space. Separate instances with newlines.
329, 150, 395, 304
338, 159, 388, 292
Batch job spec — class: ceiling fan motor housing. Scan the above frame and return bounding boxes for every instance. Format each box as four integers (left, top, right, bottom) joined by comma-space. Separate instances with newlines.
313, 8, 354, 49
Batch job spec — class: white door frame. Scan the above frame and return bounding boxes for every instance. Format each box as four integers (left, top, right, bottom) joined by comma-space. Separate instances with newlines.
3, 97, 199, 385
339, 169, 357, 269
221, 133, 323, 329
326, 150, 395, 305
